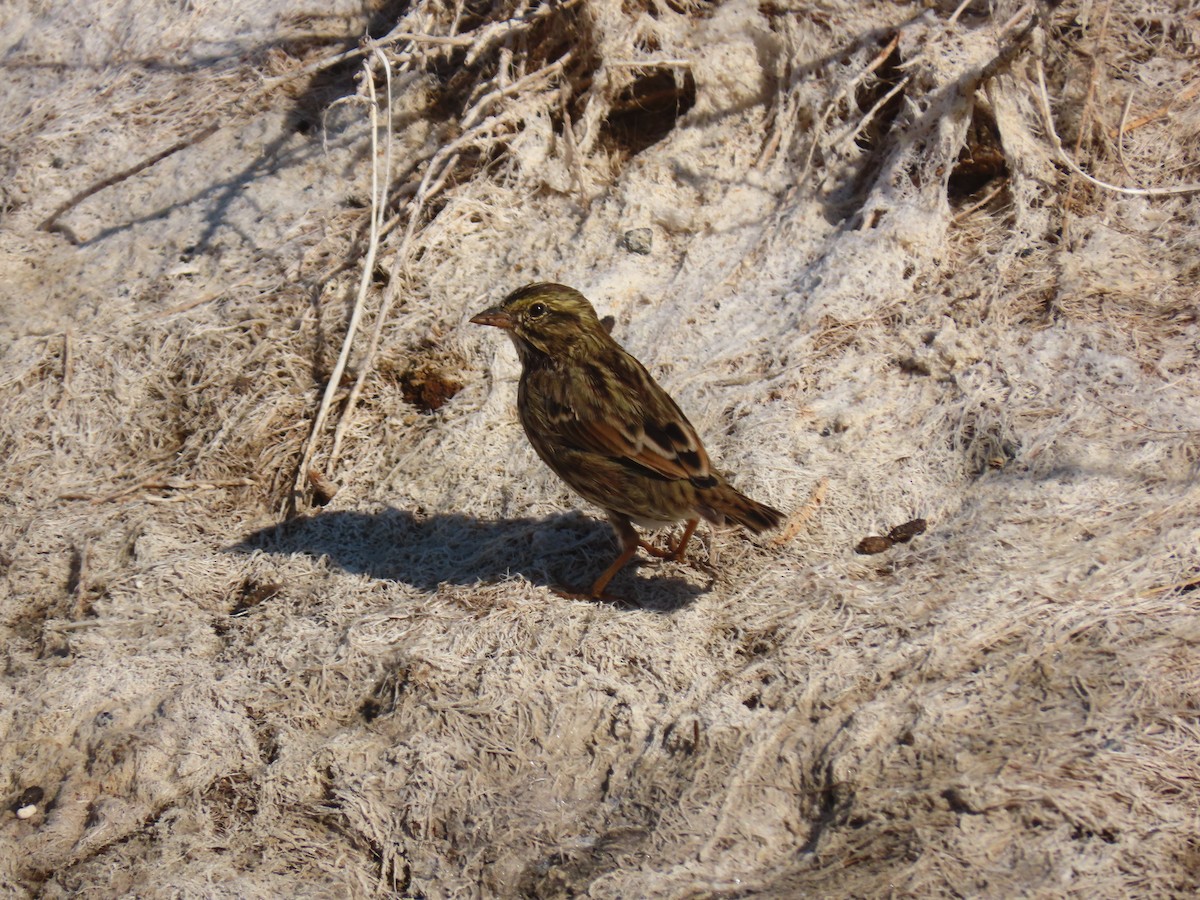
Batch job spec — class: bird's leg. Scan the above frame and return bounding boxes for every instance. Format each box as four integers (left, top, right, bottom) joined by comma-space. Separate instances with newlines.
639, 517, 700, 562
553, 516, 702, 601
590, 514, 640, 599
637, 539, 675, 560
587, 543, 638, 600
670, 518, 699, 561
553, 513, 639, 601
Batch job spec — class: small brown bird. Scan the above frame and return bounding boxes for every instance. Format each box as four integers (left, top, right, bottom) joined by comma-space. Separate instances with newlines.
472, 282, 782, 599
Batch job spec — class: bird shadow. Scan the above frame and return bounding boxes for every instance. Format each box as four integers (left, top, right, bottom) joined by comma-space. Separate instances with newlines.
230, 507, 706, 612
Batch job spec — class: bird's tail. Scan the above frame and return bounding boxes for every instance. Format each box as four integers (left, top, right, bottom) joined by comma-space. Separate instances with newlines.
705, 482, 784, 534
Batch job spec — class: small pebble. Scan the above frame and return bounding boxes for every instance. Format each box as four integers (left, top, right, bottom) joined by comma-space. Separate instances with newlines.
14, 785, 44, 819
620, 228, 653, 255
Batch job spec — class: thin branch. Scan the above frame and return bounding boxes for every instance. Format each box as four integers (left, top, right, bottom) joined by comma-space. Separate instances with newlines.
325, 55, 572, 476
1034, 57, 1200, 196
330, 50, 397, 471
1107, 77, 1200, 138
1061, 0, 1111, 234
286, 47, 573, 508
57, 477, 258, 504
793, 32, 901, 179
290, 59, 385, 513
1115, 89, 1134, 178
951, 179, 1009, 222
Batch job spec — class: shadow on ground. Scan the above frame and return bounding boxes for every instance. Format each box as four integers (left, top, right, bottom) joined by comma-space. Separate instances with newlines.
231, 507, 706, 611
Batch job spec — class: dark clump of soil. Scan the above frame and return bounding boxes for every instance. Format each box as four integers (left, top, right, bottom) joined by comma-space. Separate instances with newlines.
399, 368, 463, 413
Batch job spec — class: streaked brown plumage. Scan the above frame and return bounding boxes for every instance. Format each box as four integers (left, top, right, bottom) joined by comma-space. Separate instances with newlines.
472, 282, 782, 599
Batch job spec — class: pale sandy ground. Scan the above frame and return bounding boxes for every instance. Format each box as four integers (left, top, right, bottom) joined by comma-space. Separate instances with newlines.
2, 0, 1199, 896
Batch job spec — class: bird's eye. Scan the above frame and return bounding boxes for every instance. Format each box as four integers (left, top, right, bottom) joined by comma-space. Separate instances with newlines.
528, 302, 547, 318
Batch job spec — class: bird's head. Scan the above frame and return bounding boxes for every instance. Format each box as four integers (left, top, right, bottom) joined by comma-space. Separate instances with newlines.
471, 283, 609, 363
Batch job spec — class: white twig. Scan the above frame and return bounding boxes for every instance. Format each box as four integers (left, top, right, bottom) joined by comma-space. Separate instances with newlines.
330, 50, 397, 471
947, 0, 975, 26
833, 74, 911, 148
291, 44, 572, 507
1034, 57, 1200, 196
292, 59, 387, 510
1115, 89, 1134, 178
797, 33, 902, 181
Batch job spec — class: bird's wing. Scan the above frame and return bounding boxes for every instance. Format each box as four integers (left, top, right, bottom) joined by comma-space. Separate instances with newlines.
548, 349, 715, 486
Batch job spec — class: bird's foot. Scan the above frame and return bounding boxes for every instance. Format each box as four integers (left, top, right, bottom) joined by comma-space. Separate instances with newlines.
639, 542, 716, 581
638, 519, 700, 564
637, 539, 682, 561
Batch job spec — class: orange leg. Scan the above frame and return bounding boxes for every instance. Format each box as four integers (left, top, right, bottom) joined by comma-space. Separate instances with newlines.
587, 542, 638, 599
638, 539, 674, 560
550, 513, 640, 601
638, 517, 699, 562
588, 512, 640, 598
555, 515, 702, 601
671, 518, 699, 561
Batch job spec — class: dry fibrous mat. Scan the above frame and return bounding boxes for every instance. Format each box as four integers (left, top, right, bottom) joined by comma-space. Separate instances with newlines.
1, 0, 1199, 897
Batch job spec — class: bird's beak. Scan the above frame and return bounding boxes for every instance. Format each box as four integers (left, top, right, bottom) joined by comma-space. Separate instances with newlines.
470, 307, 514, 329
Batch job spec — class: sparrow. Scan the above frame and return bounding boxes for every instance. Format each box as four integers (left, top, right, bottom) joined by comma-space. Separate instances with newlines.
472, 282, 782, 599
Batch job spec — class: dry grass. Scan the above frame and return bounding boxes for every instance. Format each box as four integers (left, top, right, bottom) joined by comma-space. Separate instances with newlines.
2, 0, 1199, 896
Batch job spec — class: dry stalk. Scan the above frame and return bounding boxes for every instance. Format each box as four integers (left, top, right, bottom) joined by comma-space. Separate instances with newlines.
1034, 57, 1200, 196
1108, 76, 1200, 138
788, 32, 902, 177
772, 477, 828, 546
290, 23, 573, 509
1115, 89, 1135, 178
290, 57, 386, 513
57, 478, 259, 504
329, 50, 397, 472
1061, 0, 1112, 236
